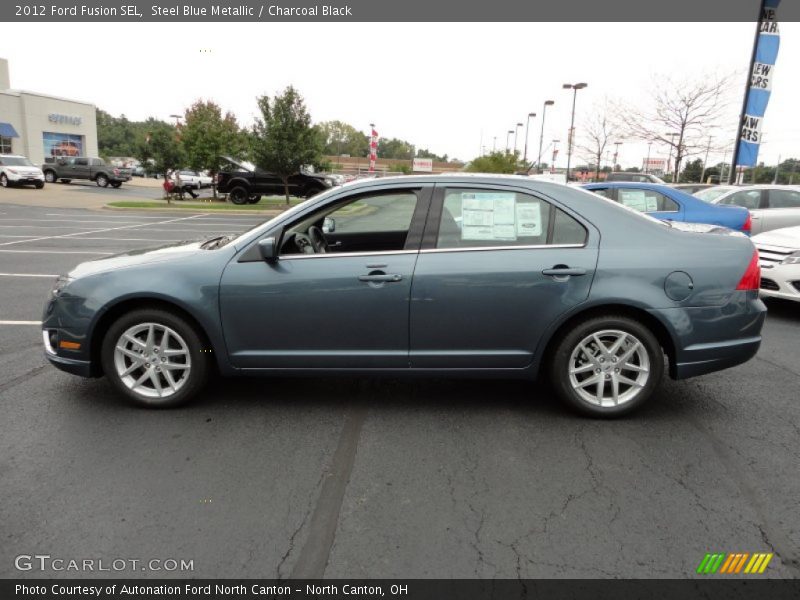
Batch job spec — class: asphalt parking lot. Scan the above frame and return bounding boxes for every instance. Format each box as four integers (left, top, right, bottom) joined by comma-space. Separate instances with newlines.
0, 202, 799, 580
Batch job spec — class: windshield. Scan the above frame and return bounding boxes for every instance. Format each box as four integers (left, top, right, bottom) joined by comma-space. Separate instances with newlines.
1, 156, 34, 167
695, 186, 735, 203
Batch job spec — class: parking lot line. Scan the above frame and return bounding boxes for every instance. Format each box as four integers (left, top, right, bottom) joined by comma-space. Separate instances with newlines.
0, 320, 41, 325
0, 214, 208, 247
0, 250, 113, 255
0, 218, 147, 225
0, 273, 58, 278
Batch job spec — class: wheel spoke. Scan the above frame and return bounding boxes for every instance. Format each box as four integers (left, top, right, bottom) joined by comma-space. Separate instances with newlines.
617, 373, 643, 388
149, 371, 163, 396
595, 376, 605, 403
162, 361, 189, 371
621, 362, 648, 373
123, 333, 146, 349
145, 324, 155, 352
163, 368, 178, 392
133, 370, 150, 387
610, 375, 620, 405
592, 334, 608, 354
607, 334, 627, 356
576, 374, 601, 389
570, 363, 596, 375
578, 343, 598, 365
116, 345, 142, 361
617, 341, 641, 364
162, 348, 187, 357
120, 360, 143, 377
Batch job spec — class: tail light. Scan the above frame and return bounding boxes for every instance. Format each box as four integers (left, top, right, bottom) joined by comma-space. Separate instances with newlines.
742, 212, 752, 234
736, 250, 761, 291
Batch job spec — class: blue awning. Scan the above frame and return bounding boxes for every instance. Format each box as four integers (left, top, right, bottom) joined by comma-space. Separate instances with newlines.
0, 122, 19, 138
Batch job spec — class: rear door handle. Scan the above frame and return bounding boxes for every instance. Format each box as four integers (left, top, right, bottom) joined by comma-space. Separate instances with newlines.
542, 267, 587, 277
358, 274, 403, 282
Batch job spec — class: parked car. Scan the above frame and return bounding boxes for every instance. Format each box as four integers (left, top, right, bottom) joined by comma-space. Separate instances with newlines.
695, 184, 800, 235
605, 172, 665, 184
42, 175, 765, 417
42, 157, 132, 188
752, 225, 800, 303
582, 182, 751, 234
671, 183, 715, 194
131, 165, 147, 177
0, 154, 45, 188
177, 169, 213, 189
216, 156, 333, 204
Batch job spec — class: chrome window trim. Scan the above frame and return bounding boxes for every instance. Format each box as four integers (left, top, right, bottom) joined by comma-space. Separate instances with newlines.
279, 249, 418, 261
422, 243, 586, 254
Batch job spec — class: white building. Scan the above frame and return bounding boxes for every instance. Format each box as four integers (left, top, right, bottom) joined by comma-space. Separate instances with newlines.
0, 58, 98, 165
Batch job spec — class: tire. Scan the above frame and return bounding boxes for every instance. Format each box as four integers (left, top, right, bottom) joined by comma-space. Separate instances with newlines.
44, 170, 57, 183
228, 186, 249, 205
549, 315, 664, 418
110, 181, 122, 188
96, 174, 109, 188
59, 179, 71, 184
0, 174, 8, 188
35, 182, 44, 189
247, 194, 261, 204
100, 308, 210, 408
304, 186, 323, 199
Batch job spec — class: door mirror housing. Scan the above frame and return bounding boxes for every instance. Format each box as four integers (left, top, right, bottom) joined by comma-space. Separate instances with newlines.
258, 237, 278, 262
322, 217, 336, 233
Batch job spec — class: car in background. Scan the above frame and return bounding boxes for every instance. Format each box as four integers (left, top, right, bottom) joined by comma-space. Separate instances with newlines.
216, 156, 333, 204
131, 165, 147, 177
42, 157, 132, 188
41, 176, 765, 417
582, 182, 751, 234
695, 184, 800, 235
177, 170, 213, 189
753, 225, 800, 303
605, 172, 665, 184
0, 154, 45, 189
672, 183, 715, 195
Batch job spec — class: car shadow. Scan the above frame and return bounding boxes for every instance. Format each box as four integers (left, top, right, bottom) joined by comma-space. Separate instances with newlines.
764, 297, 800, 322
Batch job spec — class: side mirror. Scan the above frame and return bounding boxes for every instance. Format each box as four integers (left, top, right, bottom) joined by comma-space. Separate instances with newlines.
258, 237, 277, 262
323, 217, 336, 233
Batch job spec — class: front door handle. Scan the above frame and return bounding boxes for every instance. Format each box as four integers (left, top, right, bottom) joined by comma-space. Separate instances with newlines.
358, 274, 403, 283
542, 266, 587, 277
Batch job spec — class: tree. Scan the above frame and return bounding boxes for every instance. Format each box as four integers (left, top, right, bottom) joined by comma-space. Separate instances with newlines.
181, 100, 247, 198
416, 147, 448, 162
576, 102, 620, 181
135, 120, 184, 203
465, 151, 524, 174
616, 73, 732, 183
679, 158, 704, 183
318, 120, 368, 158
252, 86, 322, 204
378, 137, 415, 160
97, 110, 146, 158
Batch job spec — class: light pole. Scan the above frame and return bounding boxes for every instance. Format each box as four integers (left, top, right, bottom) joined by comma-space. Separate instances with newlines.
645, 141, 653, 173
551, 139, 560, 173
506, 130, 513, 153
523, 113, 536, 163
537, 100, 554, 173
492, 136, 497, 152
169, 114, 182, 126
700, 136, 712, 184
665, 132, 679, 181
613, 141, 622, 171
563, 82, 588, 182
513, 123, 523, 156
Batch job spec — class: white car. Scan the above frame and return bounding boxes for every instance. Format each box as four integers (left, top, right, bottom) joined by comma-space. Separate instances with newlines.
753, 225, 800, 303
176, 170, 213, 189
0, 154, 45, 189
695, 184, 800, 234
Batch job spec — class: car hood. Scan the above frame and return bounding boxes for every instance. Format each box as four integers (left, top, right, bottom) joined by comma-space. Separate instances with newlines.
752, 225, 800, 248
67, 240, 207, 279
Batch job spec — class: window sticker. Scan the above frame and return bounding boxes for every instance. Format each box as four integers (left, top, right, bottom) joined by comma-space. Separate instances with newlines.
515, 203, 542, 236
461, 192, 518, 241
619, 190, 647, 212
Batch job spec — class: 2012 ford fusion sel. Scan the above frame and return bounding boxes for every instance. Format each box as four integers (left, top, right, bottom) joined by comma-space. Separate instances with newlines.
42, 175, 766, 416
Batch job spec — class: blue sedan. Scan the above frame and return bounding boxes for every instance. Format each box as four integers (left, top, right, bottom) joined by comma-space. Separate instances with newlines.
582, 182, 752, 234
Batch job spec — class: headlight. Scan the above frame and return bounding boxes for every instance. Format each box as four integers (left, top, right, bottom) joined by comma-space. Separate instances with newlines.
781, 251, 800, 265
51, 275, 72, 298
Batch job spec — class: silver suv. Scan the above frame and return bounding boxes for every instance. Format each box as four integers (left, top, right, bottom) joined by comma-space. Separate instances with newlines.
0, 154, 45, 189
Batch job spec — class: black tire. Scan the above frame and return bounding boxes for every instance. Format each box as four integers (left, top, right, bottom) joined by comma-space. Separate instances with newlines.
304, 186, 323, 199
59, 179, 71, 184
247, 194, 261, 204
44, 170, 57, 183
110, 181, 122, 188
0, 173, 8, 188
100, 308, 210, 408
35, 182, 45, 189
228, 186, 249, 205
96, 174, 109, 188
549, 315, 664, 418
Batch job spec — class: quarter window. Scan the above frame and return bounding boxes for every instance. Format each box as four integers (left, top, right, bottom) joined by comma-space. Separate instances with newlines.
617, 188, 679, 213
767, 189, 800, 209
436, 188, 586, 248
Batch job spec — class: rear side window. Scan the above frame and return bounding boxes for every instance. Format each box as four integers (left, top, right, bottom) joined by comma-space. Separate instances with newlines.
75, 158, 88, 166
437, 188, 586, 248
767, 189, 800, 209
721, 190, 761, 209
617, 188, 678, 212
590, 188, 613, 199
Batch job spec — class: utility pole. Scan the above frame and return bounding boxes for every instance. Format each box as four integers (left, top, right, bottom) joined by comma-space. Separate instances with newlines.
537, 100, 554, 173
563, 82, 588, 182
700, 136, 712, 184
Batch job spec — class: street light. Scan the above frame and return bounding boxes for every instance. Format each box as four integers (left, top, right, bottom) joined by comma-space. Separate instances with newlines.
513, 122, 523, 155
665, 132, 679, 181
506, 130, 514, 153
645, 141, 653, 174
563, 82, 588, 182
613, 141, 622, 171
537, 100, 555, 173
492, 136, 497, 152
523, 113, 536, 163
169, 114, 182, 126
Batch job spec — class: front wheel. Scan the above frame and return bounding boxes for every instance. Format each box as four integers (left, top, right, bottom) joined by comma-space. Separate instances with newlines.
0, 174, 8, 188
35, 182, 45, 189
44, 170, 57, 183
549, 315, 664, 417
247, 194, 261, 204
100, 309, 210, 408
110, 181, 122, 188
228, 186, 249, 205
96, 174, 109, 187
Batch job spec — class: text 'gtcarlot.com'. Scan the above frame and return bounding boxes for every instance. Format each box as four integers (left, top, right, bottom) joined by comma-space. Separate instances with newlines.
14, 554, 194, 572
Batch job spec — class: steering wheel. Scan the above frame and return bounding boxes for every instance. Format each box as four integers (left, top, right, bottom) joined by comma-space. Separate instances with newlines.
308, 226, 329, 254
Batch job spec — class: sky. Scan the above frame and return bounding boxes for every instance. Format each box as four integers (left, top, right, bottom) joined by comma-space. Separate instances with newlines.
1, 21, 799, 170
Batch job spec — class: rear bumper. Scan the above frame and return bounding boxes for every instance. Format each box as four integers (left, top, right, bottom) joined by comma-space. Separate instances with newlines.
672, 336, 762, 379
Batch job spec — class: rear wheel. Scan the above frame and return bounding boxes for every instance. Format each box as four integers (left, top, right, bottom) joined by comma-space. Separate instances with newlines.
247, 194, 261, 204
549, 315, 664, 417
110, 181, 122, 188
228, 186, 249, 205
100, 309, 210, 408
44, 170, 57, 183
96, 174, 109, 187
59, 179, 71, 184
0, 174, 8, 188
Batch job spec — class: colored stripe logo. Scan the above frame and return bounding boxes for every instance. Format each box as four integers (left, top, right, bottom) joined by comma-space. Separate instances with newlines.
696, 552, 773, 574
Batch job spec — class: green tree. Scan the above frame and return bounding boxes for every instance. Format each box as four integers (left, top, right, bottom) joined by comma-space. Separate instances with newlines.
181, 100, 246, 198
416, 147, 448, 162
252, 86, 322, 204
318, 120, 368, 157
465, 151, 524, 174
679, 158, 704, 183
135, 121, 184, 203
378, 137, 415, 160
97, 110, 142, 157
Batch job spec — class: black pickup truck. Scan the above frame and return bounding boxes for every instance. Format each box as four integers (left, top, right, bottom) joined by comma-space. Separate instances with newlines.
42, 157, 132, 188
216, 157, 333, 204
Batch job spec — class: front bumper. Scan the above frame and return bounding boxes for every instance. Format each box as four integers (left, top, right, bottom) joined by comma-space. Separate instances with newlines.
759, 264, 800, 303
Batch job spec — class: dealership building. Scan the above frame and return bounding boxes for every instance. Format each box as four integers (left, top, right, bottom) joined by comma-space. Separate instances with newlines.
0, 58, 98, 165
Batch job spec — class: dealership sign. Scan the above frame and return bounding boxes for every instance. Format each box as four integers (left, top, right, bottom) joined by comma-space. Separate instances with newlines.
48, 113, 82, 126
412, 158, 433, 172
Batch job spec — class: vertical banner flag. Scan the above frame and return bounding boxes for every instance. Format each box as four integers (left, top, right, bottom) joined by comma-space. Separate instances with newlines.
737, 0, 780, 167
369, 127, 378, 173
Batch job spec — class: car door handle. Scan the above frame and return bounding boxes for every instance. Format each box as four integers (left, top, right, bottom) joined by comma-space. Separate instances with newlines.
542, 267, 587, 277
358, 274, 403, 282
